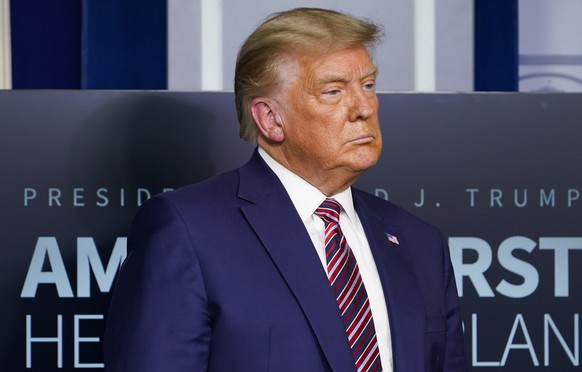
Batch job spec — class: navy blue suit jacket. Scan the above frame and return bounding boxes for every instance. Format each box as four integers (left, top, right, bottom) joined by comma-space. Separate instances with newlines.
104, 150, 468, 371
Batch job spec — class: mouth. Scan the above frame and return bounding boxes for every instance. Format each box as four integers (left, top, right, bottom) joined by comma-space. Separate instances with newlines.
348, 134, 375, 145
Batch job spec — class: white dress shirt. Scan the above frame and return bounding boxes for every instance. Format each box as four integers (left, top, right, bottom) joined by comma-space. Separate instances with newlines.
258, 147, 393, 371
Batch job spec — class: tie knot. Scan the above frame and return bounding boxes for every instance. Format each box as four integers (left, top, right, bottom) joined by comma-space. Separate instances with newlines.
315, 198, 341, 224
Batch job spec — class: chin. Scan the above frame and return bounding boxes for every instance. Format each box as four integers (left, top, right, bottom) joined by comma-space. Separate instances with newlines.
348, 153, 380, 172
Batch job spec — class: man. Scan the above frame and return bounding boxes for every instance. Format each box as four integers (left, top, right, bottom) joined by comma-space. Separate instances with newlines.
105, 7, 468, 372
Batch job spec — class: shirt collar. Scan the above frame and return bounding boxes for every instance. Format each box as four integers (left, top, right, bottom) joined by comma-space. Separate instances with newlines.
258, 147, 356, 224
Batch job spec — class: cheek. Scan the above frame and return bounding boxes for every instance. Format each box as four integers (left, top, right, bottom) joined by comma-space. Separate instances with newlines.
301, 128, 338, 160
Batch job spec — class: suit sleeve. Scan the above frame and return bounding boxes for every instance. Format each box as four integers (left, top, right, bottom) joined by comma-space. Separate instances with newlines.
440, 229, 469, 371
104, 195, 211, 371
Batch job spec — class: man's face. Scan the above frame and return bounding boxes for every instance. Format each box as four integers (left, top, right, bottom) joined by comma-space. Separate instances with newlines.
274, 45, 382, 189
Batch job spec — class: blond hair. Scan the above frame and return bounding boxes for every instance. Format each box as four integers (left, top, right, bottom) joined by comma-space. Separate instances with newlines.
234, 8, 383, 143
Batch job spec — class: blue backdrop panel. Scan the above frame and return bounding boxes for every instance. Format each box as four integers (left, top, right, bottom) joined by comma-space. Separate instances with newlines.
0, 91, 580, 371
82, 0, 167, 89
10, 0, 82, 89
474, 0, 519, 91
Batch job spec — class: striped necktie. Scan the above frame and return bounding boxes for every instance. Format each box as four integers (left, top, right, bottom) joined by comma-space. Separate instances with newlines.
315, 198, 383, 372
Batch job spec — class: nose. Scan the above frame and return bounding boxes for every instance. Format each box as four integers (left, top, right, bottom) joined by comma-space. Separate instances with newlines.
348, 86, 375, 122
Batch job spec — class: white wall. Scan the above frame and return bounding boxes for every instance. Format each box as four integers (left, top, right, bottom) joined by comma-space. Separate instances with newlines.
435, 0, 473, 91
167, 0, 474, 92
519, 0, 582, 92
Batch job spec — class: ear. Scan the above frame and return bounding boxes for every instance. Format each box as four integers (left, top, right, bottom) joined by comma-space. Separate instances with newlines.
250, 97, 284, 142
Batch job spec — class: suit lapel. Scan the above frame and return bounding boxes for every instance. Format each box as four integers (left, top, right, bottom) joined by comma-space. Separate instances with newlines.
354, 191, 425, 372
238, 152, 356, 372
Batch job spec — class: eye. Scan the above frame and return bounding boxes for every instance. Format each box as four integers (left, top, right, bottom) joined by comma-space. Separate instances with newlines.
324, 89, 341, 96
363, 82, 376, 91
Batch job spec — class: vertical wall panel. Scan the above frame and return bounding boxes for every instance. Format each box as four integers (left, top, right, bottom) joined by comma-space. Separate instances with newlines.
474, 0, 518, 91
414, 0, 436, 91
167, 0, 201, 90
0, 0, 12, 89
435, 0, 473, 91
82, 0, 167, 89
10, 0, 82, 89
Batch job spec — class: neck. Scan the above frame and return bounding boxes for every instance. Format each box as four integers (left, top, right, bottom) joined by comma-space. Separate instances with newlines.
259, 145, 360, 196
304, 170, 357, 197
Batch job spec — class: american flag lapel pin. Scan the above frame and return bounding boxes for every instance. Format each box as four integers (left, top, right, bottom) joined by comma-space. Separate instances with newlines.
385, 232, 400, 246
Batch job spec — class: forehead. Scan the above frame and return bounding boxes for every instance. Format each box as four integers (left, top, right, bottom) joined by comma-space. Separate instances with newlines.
298, 46, 376, 83
272, 45, 376, 96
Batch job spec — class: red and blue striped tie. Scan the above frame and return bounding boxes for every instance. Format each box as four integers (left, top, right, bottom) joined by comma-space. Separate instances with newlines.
315, 198, 383, 372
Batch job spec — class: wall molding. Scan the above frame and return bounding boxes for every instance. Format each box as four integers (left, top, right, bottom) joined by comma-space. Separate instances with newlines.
0, 0, 12, 89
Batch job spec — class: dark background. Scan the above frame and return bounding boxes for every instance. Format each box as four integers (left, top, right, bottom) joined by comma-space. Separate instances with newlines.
1, 91, 580, 371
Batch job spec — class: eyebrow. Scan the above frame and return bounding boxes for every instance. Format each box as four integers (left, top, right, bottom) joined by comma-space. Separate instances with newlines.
316, 65, 379, 86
